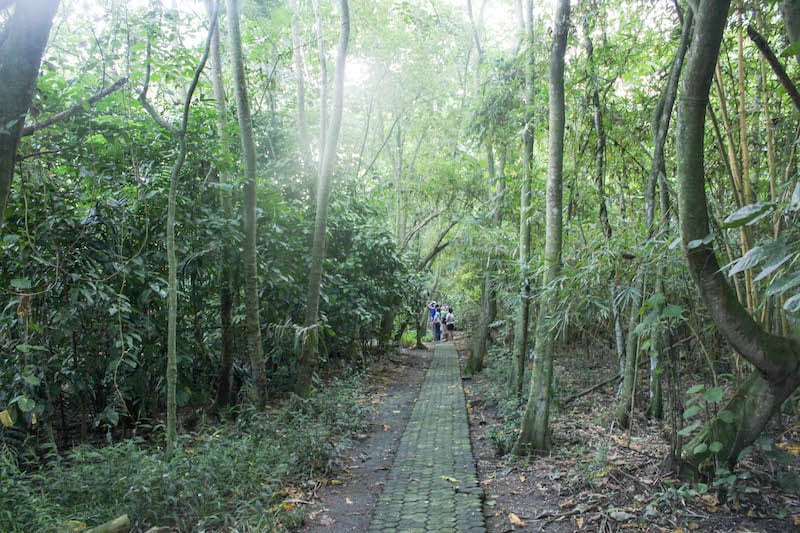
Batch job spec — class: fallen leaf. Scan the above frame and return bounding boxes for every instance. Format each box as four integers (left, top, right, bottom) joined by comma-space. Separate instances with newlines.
609, 511, 635, 521
509, 513, 526, 526
575, 516, 584, 528
440, 475, 460, 483
346, 498, 353, 505
776, 442, 800, 456
382, 424, 391, 431
0, 410, 12, 427
611, 434, 644, 450
559, 499, 575, 509
328, 479, 343, 485
519, 474, 526, 483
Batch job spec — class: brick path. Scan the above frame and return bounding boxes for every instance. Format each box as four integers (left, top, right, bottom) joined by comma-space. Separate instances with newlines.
368, 342, 485, 532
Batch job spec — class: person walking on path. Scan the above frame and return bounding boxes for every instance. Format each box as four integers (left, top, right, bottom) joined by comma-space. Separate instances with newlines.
444, 307, 455, 342
432, 305, 442, 342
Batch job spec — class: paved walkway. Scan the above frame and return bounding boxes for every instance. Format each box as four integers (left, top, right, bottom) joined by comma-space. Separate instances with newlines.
368, 342, 485, 532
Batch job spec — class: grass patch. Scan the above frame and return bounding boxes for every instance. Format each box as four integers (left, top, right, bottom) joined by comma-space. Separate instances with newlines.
0, 376, 367, 532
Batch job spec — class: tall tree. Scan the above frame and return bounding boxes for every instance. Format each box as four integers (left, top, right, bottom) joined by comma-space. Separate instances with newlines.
677, 0, 800, 474
510, 0, 535, 397
0, 0, 61, 230
138, 3, 218, 453
227, 0, 267, 408
206, 0, 237, 410
297, 0, 350, 396
513, 0, 569, 453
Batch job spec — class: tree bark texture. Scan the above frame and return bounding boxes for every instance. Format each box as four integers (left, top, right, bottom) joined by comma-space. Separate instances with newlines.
227, 0, 267, 408
677, 0, 800, 474
514, 0, 569, 454
298, 0, 350, 396
0, 0, 60, 229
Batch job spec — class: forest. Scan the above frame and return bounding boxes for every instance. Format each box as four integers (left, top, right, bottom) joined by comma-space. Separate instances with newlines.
1, 0, 799, 531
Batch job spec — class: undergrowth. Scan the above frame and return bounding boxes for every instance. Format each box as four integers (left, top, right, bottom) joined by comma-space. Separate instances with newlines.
0, 376, 367, 532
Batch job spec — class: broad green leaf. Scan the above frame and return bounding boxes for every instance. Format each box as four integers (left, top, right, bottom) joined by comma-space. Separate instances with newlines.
709, 441, 724, 453
717, 410, 735, 424
683, 405, 701, 419
686, 384, 705, 395
11, 278, 31, 290
721, 202, 774, 228
693, 443, 708, 455
678, 420, 701, 436
687, 233, 714, 249
754, 252, 792, 282
702, 387, 724, 403
16, 396, 36, 412
767, 272, 800, 297
728, 246, 767, 276
737, 445, 754, 461
790, 182, 800, 211
2, 234, 20, 245
662, 304, 684, 320
784, 294, 800, 313
22, 374, 41, 386
781, 38, 800, 57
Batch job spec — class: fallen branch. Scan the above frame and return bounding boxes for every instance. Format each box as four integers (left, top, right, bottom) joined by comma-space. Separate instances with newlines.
21, 77, 128, 136
84, 514, 130, 533
562, 373, 621, 406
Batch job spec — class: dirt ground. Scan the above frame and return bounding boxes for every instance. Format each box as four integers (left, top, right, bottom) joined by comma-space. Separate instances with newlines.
298, 337, 800, 532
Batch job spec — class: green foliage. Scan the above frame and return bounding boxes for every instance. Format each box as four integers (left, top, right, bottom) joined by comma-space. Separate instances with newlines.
0, 377, 367, 531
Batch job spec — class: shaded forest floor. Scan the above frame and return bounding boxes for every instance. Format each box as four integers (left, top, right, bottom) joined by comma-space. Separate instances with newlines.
298, 335, 800, 532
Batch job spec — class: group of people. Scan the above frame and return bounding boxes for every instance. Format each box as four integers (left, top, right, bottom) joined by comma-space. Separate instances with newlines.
427, 301, 455, 342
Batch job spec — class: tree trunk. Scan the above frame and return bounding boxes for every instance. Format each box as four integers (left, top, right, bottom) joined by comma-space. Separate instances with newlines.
289, 0, 312, 173
467, 145, 499, 376
784, 0, 800, 64
0, 0, 60, 229
227, 0, 267, 408
513, 0, 569, 454
510, 0, 534, 398
644, 7, 693, 420
583, 16, 611, 240
297, 0, 349, 396
206, 0, 237, 411
676, 0, 800, 475
615, 276, 642, 426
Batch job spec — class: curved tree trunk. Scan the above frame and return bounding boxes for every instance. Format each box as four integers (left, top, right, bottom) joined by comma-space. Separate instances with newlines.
0, 0, 61, 230
297, 0, 349, 396
513, 0, 569, 454
139, 5, 217, 453
227, 0, 267, 408
676, 0, 800, 475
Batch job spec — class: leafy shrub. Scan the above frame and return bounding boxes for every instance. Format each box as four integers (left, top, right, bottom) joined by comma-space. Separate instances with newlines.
0, 377, 367, 532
